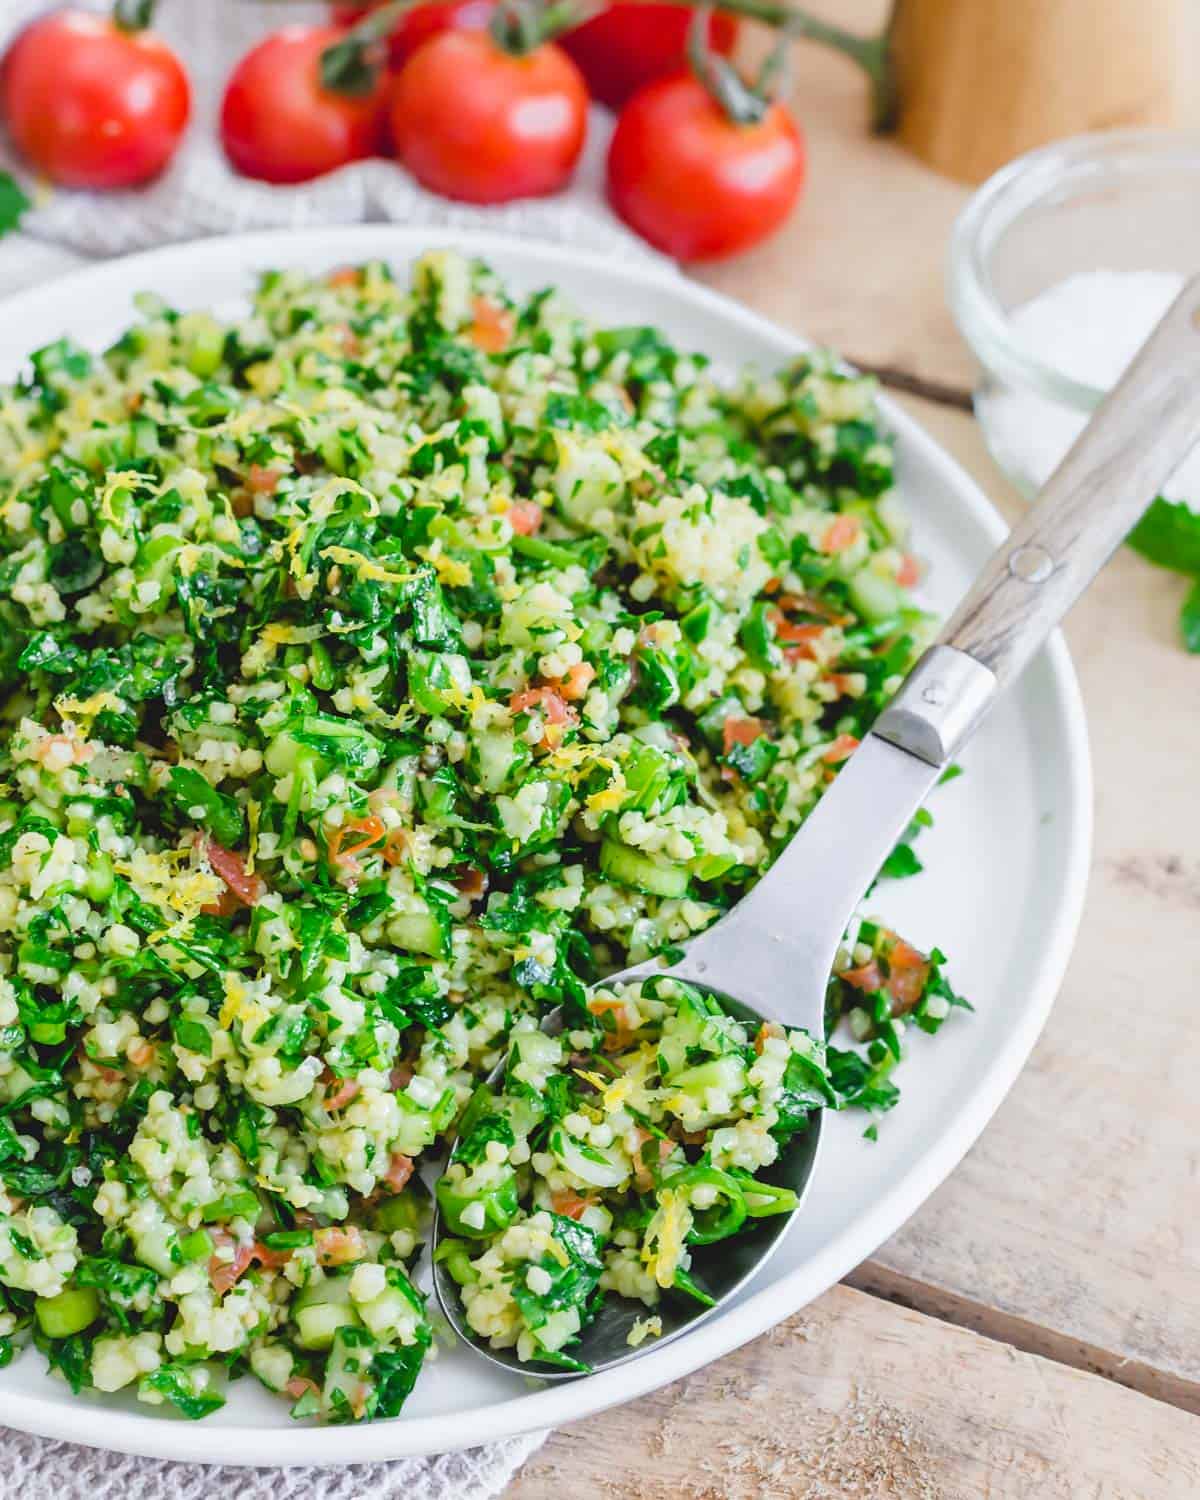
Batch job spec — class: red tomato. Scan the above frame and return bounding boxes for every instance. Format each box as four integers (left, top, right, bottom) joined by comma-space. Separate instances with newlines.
0, 10, 190, 190
467, 294, 516, 352
821, 733, 860, 765
507, 499, 543, 535
820, 513, 862, 554
220, 25, 388, 184
384, 1152, 415, 1191
550, 1188, 598, 1221
389, 31, 587, 204
560, 3, 738, 110
886, 941, 932, 1014
203, 840, 264, 908
331, 0, 493, 69
722, 715, 765, 754
607, 74, 805, 262
896, 552, 921, 587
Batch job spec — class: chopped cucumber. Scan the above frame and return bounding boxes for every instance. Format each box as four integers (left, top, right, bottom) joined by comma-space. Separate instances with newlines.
549, 1125, 629, 1189
294, 1275, 360, 1350
388, 908, 444, 957
848, 568, 905, 623
507, 1028, 564, 1090
475, 727, 520, 794
296, 1302, 361, 1350
673, 1054, 749, 1102
599, 838, 688, 898
35, 1286, 100, 1338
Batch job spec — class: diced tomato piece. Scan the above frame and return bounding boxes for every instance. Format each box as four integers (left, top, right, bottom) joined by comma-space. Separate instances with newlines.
127, 1039, 155, 1069
203, 840, 264, 909
631, 1129, 675, 1192
209, 1236, 255, 1297
467, 295, 515, 353
455, 866, 488, 899
827, 673, 860, 696
384, 1152, 415, 1192
754, 1020, 784, 1056
508, 686, 578, 747
327, 266, 360, 287
774, 618, 826, 662
251, 1240, 296, 1271
840, 959, 883, 995
819, 514, 862, 554
209, 1231, 297, 1296
326, 814, 387, 878
762, 576, 781, 595
508, 499, 543, 535
588, 994, 638, 1053
543, 690, 573, 725
247, 464, 281, 494
885, 937, 931, 1015
314, 1225, 366, 1266
550, 1188, 597, 1221
285, 1376, 320, 1401
896, 553, 921, 588
202, 885, 243, 918
822, 733, 859, 765
557, 662, 596, 701
722, 715, 765, 754
324, 1077, 360, 1111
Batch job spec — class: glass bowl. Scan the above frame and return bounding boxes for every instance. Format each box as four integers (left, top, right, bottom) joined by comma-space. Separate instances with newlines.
947, 129, 1200, 497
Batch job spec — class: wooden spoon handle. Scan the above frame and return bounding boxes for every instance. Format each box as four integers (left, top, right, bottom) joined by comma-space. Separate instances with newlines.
876, 273, 1200, 768
941, 273, 1200, 691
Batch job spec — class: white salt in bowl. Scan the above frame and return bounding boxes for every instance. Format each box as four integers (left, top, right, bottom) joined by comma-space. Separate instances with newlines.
947, 129, 1200, 498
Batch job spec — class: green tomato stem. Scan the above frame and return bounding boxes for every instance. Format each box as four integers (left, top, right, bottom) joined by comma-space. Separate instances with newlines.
112, 0, 158, 31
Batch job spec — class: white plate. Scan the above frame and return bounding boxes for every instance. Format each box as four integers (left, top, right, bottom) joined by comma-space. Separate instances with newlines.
0, 228, 1092, 1466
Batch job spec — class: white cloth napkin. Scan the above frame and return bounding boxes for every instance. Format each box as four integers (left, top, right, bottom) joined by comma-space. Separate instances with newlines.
0, 0, 662, 264
0, 1425, 549, 1499
0, 0, 669, 1490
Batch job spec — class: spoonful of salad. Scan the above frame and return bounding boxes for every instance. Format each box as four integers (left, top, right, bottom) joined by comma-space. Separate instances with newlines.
432, 276, 1200, 1378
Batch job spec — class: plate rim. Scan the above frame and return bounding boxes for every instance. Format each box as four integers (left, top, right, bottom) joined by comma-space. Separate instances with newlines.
0, 225, 1093, 1466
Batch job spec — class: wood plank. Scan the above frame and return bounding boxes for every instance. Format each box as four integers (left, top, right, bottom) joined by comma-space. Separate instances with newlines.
503, 1285, 1200, 1500
694, 0, 977, 390
848, 396, 1200, 1411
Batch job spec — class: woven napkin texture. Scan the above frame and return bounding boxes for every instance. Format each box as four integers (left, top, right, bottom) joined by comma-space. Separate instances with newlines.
0, 1426, 549, 1499
0, 0, 660, 263
0, 0, 666, 1490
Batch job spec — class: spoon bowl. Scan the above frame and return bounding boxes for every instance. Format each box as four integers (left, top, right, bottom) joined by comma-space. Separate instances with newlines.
431, 990, 824, 1381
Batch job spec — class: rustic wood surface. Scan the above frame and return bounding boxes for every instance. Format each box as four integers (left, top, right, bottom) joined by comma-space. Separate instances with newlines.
505, 1287, 1200, 1500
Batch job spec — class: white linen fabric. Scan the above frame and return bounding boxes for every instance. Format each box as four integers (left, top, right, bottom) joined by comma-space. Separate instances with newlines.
0, 1425, 549, 1498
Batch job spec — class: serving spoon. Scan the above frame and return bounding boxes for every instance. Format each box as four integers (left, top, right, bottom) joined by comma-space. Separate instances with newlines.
433, 275, 1200, 1377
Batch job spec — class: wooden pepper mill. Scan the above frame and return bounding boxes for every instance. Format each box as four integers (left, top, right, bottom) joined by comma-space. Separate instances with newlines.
887, 0, 1200, 183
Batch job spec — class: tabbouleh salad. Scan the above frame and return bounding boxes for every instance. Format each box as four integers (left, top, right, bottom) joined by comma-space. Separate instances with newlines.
0, 249, 967, 1421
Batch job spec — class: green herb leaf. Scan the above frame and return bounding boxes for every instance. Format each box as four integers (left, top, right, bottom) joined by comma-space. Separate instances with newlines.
139, 1361, 225, 1419
0, 173, 30, 239
1127, 497, 1200, 576
1181, 581, 1200, 653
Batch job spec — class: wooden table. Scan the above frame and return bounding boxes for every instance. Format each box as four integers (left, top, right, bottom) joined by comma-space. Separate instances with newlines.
500, 4, 1200, 1494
